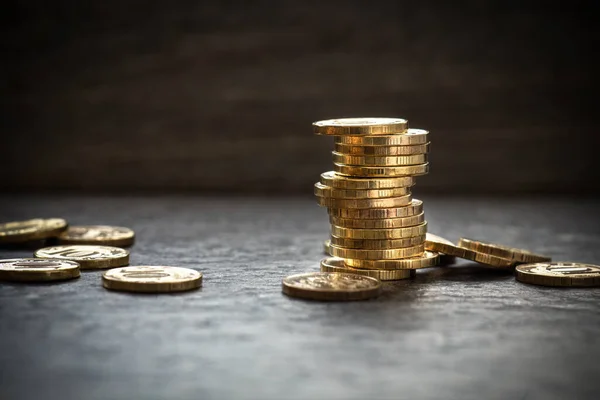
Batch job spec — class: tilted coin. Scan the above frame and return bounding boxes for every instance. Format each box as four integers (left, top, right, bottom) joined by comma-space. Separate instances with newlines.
57, 225, 135, 247
313, 117, 408, 136
328, 243, 425, 260
327, 199, 423, 219
320, 171, 415, 190
332, 152, 428, 166
331, 222, 427, 240
0, 218, 67, 243
314, 182, 410, 199
330, 234, 425, 250
35, 245, 129, 270
424, 234, 513, 268
282, 272, 382, 301
334, 163, 429, 177
0, 258, 80, 282
323, 239, 331, 255
320, 257, 414, 281
330, 212, 425, 229
316, 194, 412, 209
515, 262, 600, 287
345, 251, 440, 270
334, 143, 430, 156
102, 266, 202, 293
334, 129, 429, 146
457, 237, 551, 263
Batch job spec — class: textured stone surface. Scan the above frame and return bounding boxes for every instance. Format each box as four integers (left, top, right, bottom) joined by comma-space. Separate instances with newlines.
0, 195, 599, 400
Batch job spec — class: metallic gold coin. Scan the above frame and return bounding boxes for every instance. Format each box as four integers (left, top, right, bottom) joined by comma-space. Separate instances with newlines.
282, 272, 382, 301
328, 243, 425, 260
330, 234, 425, 250
57, 225, 135, 247
345, 251, 440, 270
102, 266, 202, 293
319, 171, 414, 190
314, 182, 410, 199
457, 237, 551, 263
0, 218, 67, 243
334, 163, 429, 177
332, 152, 427, 166
316, 194, 412, 209
320, 257, 414, 281
34, 245, 129, 270
331, 222, 427, 240
330, 212, 425, 229
323, 239, 331, 255
0, 258, 80, 282
334, 143, 430, 156
424, 234, 513, 268
335, 129, 429, 146
313, 117, 408, 136
328, 199, 423, 219
515, 262, 600, 287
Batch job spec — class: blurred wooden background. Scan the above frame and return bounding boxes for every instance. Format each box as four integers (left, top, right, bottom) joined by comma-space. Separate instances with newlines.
2, 1, 598, 194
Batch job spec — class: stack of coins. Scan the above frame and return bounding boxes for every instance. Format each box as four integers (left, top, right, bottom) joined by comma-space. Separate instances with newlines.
313, 118, 439, 281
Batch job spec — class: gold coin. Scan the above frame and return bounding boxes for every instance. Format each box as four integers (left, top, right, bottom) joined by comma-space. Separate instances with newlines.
316, 194, 412, 209
335, 129, 429, 146
515, 262, 600, 287
457, 237, 551, 263
34, 245, 129, 270
323, 239, 331, 255
0, 258, 80, 282
314, 182, 410, 199
332, 152, 427, 166
345, 251, 440, 270
57, 225, 135, 247
334, 143, 430, 156
0, 218, 67, 243
330, 212, 425, 229
102, 266, 202, 293
320, 257, 414, 281
282, 272, 382, 301
334, 163, 429, 177
330, 234, 425, 249
424, 234, 513, 268
319, 171, 414, 190
331, 222, 427, 240
313, 117, 408, 136
328, 243, 425, 260
328, 199, 423, 219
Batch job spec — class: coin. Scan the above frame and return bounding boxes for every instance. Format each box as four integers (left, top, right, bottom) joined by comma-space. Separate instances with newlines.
57, 225, 135, 247
34, 245, 129, 270
323, 239, 331, 255
328, 199, 423, 219
334, 163, 429, 177
331, 222, 427, 240
334, 143, 430, 156
313, 117, 408, 136
282, 272, 382, 301
102, 266, 202, 293
316, 194, 412, 209
345, 251, 440, 270
424, 234, 513, 268
515, 262, 600, 287
314, 182, 410, 199
332, 152, 427, 166
330, 212, 425, 229
0, 258, 80, 282
334, 129, 429, 146
319, 171, 415, 190
330, 235, 425, 249
0, 218, 67, 243
328, 243, 425, 260
457, 237, 551, 263
320, 257, 414, 281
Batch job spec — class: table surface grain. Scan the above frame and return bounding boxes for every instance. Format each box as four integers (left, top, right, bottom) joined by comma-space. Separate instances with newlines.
0, 195, 599, 400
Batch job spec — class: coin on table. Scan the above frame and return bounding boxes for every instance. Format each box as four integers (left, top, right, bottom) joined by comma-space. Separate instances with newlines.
316, 194, 412, 209
57, 225, 135, 247
34, 245, 129, 270
330, 235, 426, 250
331, 222, 427, 240
330, 212, 425, 229
334, 143, 430, 156
323, 239, 331, 255
282, 272, 382, 301
314, 182, 410, 199
0, 258, 80, 282
334, 163, 429, 177
515, 262, 600, 287
328, 243, 425, 260
424, 234, 513, 268
320, 257, 414, 281
313, 117, 408, 136
457, 237, 551, 263
328, 199, 423, 219
334, 129, 429, 146
332, 152, 428, 166
345, 251, 440, 270
320, 171, 415, 190
102, 266, 202, 293
0, 218, 67, 244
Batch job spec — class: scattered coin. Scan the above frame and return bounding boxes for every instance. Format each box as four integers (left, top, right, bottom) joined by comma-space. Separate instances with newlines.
345, 251, 440, 270
515, 262, 600, 287
331, 223, 427, 240
282, 272, 382, 301
320, 171, 414, 190
314, 182, 410, 199
0, 218, 67, 244
320, 257, 414, 281
102, 266, 202, 293
457, 237, 551, 263
57, 225, 135, 247
332, 152, 427, 166
35, 245, 129, 270
327, 199, 423, 219
328, 243, 425, 260
330, 212, 425, 229
313, 117, 408, 136
329, 235, 425, 250
334, 143, 430, 156
334, 129, 429, 145
0, 258, 80, 282
316, 195, 412, 209
334, 163, 429, 177
424, 234, 513, 268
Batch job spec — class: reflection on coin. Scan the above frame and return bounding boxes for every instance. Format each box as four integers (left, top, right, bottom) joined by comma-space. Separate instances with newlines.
334, 142, 430, 156
330, 235, 425, 250
457, 237, 551, 263
515, 262, 600, 287
102, 266, 202, 293
330, 212, 425, 229
0, 258, 80, 282
334, 163, 429, 177
331, 222, 427, 240
323, 239, 331, 255
313, 117, 408, 136
320, 171, 414, 190
332, 152, 427, 167
314, 182, 410, 199
424, 234, 513, 268
328, 199, 423, 219
35, 245, 129, 270
316, 194, 412, 209
0, 218, 67, 243
328, 243, 425, 260
345, 251, 440, 270
320, 257, 414, 281
58, 225, 135, 247
282, 272, 382, 301
334, 129, 429, 146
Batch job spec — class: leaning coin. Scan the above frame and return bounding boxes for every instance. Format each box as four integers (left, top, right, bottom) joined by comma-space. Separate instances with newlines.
424, 234, 513, 268
334, 163, 429, 177
332, 152, 427, 166
313, 117, 408, 136
320, 257, 414, 281
314, 182, 409, 199
316, 194, 412, 209
0, 218, 67, 243
282, 272, 382, 301
331, 222, 427, 240
330, 212, 425, 229
0, 258, 80, 282
329, 235, 425, 250
458, 237, 551, 263
328, 199, 423, 219
515, 262, 600, 287
35, 245, 129, 270
328, 243, 425, 260
335, 129, 429, 146
102, 266, 202, 293
320, 171, 414, 190
345, 251, 440, 270
57, 225, 135, 247
334, 143, 430, 156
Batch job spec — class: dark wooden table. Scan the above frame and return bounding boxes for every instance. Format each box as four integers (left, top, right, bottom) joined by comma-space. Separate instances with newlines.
1, 195, 599, 400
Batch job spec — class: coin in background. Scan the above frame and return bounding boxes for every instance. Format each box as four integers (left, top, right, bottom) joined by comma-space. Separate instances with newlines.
35, 245, 129, 269
0, 218, 67, 244
57, 225, 135, 247
282, 272, 382, 301
102, 266, 202, 293
515, 262, 600, 287
0, 258, 80, 282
